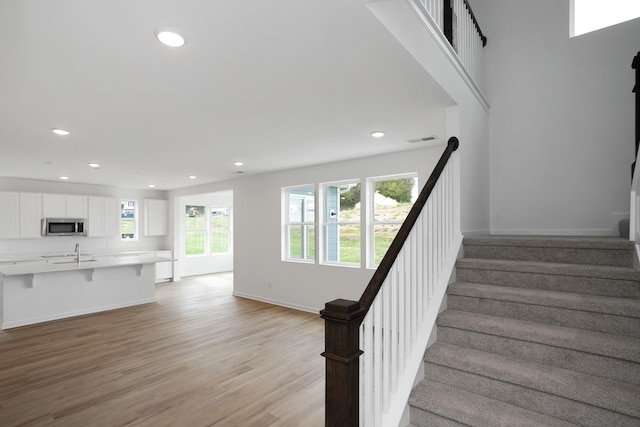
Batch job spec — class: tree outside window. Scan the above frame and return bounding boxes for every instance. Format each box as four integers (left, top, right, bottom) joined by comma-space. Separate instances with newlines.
369, 175, 417, 267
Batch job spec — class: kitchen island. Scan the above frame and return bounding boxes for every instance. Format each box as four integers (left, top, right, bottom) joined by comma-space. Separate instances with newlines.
0, 255, 172, 329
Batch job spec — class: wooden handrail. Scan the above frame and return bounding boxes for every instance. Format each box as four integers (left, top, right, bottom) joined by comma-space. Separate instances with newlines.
444, 0, 487, 48
321, 136, 459, 427
359, 136, 459, 310
462, 0, 487, 46
633, 51, 639, 178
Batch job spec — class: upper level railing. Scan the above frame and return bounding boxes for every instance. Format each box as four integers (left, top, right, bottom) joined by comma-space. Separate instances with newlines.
629, 52, 639, 256
632, 51, 639, 178
412, 0, 488, 100
321, 137, 462, 426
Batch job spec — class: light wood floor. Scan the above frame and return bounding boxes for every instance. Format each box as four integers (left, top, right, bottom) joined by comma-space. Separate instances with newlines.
0, 273, 325, 426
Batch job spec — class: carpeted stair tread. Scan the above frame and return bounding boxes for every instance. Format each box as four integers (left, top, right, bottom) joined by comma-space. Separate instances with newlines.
437, 310, 640, 363
463, 235, 634, 250
463, 236, 634, 267
424, 342, 640, 419
448, 282, 640, 318
456, 258, 640, 282
455, 258, 640, 299
410, 379, 575, 427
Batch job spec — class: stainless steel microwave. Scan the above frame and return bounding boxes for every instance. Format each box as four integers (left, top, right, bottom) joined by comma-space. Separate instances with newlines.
41, 218, 87, 236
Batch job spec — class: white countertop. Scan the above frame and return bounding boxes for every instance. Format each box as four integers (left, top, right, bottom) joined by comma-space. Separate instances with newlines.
0, 249, 172, 263
0, 255, 174, 277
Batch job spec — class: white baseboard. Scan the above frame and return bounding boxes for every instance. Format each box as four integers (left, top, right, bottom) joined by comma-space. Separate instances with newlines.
461, 228, 491, 236
232, 291, 320, 314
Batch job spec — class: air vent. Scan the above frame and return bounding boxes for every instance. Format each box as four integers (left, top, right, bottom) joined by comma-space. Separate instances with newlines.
406, 135, 438, 144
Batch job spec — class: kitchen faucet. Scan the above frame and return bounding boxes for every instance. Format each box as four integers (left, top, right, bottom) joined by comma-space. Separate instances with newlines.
74, 243, 80, 262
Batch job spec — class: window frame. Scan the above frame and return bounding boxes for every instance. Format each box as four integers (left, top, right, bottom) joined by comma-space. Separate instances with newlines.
210, 206, 233, 254
120, 199, 138, 241
282, 185, 316, 263
320, 179, 362, 268
185, 205, 207, 256
366, 173, 419, 268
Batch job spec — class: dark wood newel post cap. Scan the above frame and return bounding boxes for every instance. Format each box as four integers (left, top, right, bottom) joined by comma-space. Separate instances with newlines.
320, 299, 363, 321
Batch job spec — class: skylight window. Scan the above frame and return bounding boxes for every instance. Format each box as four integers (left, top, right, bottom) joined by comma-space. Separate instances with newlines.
571, 0, 640, 37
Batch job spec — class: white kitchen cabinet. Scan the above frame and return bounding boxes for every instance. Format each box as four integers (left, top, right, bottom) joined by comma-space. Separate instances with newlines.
88, 196, 120, 237
42, 194, 87, 218
155, 250, 173, 282
42, 194, 65, 218
144, 199, 168, 236
65, 195, 88, 218
19, 193, 42, 238
0, 192, 20, 239
87, 197, 102, 236
103, 197, 119, 237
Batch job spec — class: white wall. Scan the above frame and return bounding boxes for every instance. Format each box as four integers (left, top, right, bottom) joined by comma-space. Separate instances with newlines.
169, 145, 446, 312
367, 0, 492, 235
471, 0, 640, 235
175, 190, 233, 278
0, 178, 170, 254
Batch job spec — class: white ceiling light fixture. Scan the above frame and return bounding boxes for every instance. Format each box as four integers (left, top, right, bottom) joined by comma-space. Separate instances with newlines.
52, 129, 70, 136
234, 161, 244, 166
188, 175, 197, 180
88, 163, 100, 168
148, 184, 156, 188
157, 31, 185, 47
59, 176, 69, 180
371, 131, 385, 138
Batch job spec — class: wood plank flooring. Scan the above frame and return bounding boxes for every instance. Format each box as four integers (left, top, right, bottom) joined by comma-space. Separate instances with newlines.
0, 273, 325, 426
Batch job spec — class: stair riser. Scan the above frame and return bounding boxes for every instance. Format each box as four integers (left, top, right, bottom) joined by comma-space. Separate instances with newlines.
456, 267, 640, 299
447, 295, 640, 338
409, 408, 466, 427
438, 326, 640, 385
425, 363, 640, 427
463, 245, 634, 267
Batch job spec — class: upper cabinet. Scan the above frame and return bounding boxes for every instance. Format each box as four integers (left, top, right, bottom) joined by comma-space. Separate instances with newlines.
0, 192, 42, 239
19, 193, 43, 238
144, 199, 168, 236
0, 192, 20, 239
88, 196, 119, 237
42, 194, 87, 218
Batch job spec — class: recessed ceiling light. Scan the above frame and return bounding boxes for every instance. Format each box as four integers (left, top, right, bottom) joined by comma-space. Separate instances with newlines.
371, 131, 385, 138
52, 129, 70, 136
88, 163, 100, 168
157, 31, 185, 47
148, 184, 156, 188
188, 175, 197, 179
234, 161, 244, 166
59, 176, 69, 180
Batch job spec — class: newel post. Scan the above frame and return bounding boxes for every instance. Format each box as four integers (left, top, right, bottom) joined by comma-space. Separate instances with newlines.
320, 298, 366, 427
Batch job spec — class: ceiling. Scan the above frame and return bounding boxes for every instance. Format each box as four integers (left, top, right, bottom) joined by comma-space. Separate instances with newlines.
0, 0, 453, 190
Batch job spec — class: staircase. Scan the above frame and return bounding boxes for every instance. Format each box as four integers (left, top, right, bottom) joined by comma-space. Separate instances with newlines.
408, 236, 640, 426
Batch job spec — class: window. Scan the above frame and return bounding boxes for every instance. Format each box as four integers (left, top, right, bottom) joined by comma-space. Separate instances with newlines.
211, 206, 231, 254
284, 186, 315, 262
120, 200, 137, 240
282, 173, 419, 268
184, 205, 232, 256
368, 175, 418, 267
571, 0, 640, 37
323, 181, 361, 266
185, 205, 206, 255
